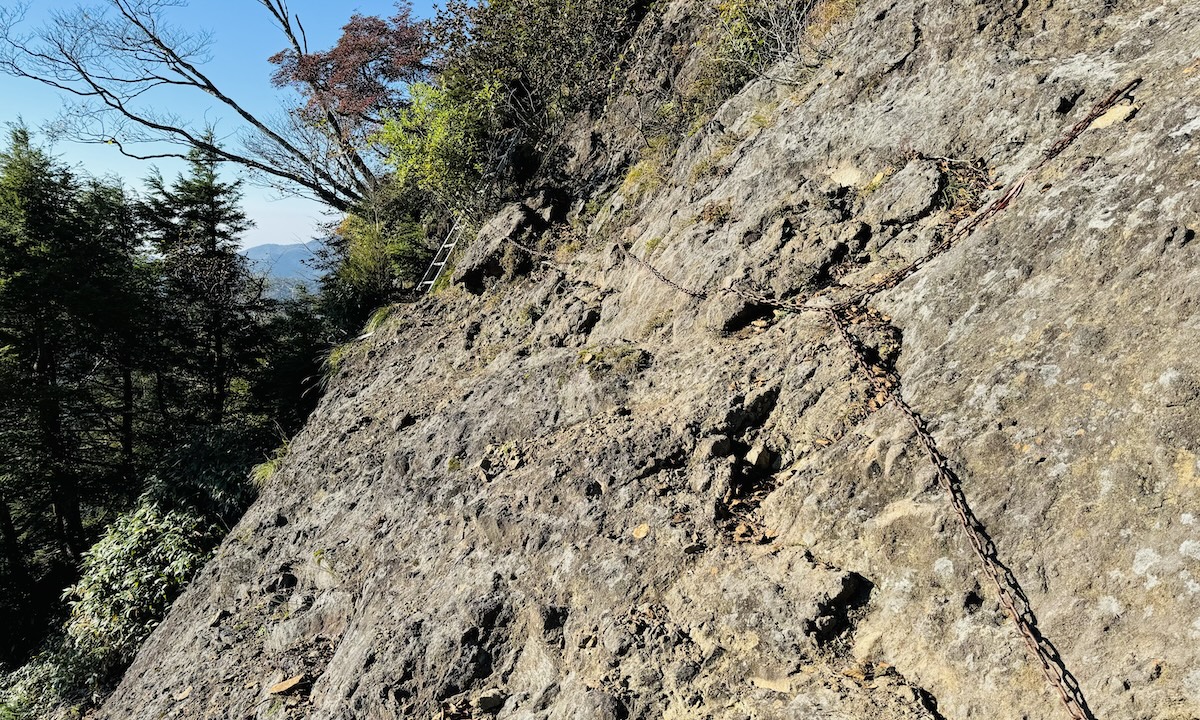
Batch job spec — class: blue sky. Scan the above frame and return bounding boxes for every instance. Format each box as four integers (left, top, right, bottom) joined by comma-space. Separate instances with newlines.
0, 0, 437, 247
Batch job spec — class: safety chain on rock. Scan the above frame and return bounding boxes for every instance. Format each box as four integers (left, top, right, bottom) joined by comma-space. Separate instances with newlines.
827, 311, 1094, 720
615, 242, 710, 299
825, 77, 1142, 311
613, 80, 1143, 720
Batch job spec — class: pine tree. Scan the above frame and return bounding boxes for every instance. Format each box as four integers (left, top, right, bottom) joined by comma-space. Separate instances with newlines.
73, 179, 154, 486
0, 129, 155, 663
0, 129, 329, 680
0, 126, 90, 563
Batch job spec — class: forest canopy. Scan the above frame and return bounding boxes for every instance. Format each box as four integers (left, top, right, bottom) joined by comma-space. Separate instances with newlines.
0, 127, 333, 716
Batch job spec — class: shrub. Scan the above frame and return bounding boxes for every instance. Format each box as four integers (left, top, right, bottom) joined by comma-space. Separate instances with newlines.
620, 158, 667, 206
697, 200, 733, 225
362, 304, 399, 336
64, 504, 216, 665
321, 342, 356, 380
0, 642, 102, 719
339, 209, 430, 294
578, 345, 651, 379
689, 132, 741, 182
685, 0, 858, 124
619, 134, 675, 206
311, 183, 431, 336
711, 0, 853, 83
142, 422, 271, 531
935, 158, 991, 223
0, 503, 218, 719
376, 79, 500, 212
435, 0, 647, 141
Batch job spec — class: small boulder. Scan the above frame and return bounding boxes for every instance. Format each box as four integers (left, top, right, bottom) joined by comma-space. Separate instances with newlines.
861, 160, 942, 226
453, 203, 546, 292
475, 688, 508, 713
745, 444, 776, 470
523, 186, 568, 224
695, 435, 732, 460
207, 608, 231, 628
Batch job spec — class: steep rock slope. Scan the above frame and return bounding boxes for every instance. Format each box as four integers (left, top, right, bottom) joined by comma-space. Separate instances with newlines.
101, 0, 1200, 718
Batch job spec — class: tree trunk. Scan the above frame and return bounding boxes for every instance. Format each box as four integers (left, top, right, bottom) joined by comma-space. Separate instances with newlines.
212, 322, 227, 425
121, 359, 135, 483
207, 264, 227, 426
51, 485, 85, 562
36, 331, 83, 563
0, 499, 27, 581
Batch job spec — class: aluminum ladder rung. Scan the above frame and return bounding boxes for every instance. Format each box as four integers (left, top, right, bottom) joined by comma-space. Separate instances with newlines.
416, 139, 517, 294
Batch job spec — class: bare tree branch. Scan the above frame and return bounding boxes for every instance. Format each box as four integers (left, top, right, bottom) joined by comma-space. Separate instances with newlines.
254, 0, 379, 194
0, 0, 384, 212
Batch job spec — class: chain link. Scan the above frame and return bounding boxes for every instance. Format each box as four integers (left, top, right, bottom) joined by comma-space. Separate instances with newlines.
614, 79, 1144, 720
828, 311, 1094, 720
616, 242, 711, 299
814, 77, 1141, 311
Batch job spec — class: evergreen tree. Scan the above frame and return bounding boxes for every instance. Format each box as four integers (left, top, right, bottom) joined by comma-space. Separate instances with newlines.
72, 180, 154, 486
0, 129, 151, 663
141, 145, 267, 428
0, 128, 330, 708
0, 127, 91, 564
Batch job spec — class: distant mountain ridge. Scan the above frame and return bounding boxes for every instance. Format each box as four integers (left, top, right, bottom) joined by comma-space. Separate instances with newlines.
241, 241, 324, 294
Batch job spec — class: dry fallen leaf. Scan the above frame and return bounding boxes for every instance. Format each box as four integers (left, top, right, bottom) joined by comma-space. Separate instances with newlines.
841, 666, 868, 682
268, 674, 306, 695
631, 523, 650, 540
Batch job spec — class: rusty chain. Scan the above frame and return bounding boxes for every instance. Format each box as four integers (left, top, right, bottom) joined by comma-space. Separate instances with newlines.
613, 79, 1144, 720
822, 76, 1142, 310
615, 242, 711, 299
828, 311, 1095, 720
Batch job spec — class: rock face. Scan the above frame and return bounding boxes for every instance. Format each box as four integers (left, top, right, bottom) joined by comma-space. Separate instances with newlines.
101, 1, 1200, 719
453, 203, 547, 293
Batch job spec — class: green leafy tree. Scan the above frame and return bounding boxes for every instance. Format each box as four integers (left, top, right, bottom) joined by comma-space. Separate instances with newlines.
377, 79, 499, 211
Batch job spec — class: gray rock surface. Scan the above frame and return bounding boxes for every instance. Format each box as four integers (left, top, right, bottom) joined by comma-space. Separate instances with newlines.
453, 203, 546, 292
860, 161, 942, 226
101, 1, 1200, 719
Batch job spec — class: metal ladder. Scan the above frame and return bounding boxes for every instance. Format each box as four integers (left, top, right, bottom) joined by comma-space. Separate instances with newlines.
414, 134, 521, 295
416, 217, 463, 293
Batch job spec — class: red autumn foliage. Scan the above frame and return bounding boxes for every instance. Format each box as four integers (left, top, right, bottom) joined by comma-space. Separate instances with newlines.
269, 2, 429, 124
